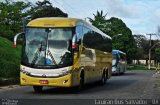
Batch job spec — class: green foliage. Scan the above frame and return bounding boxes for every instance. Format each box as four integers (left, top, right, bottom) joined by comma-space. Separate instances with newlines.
155, 48, 160, 62
88, 10, 109, 33
0, 0, 31, 40
29, 0, 68, 20
109, 17, 137, 63
134, 34, 160, 63
155, 48, 160, 55
0, 37, 21, 78
89, 11, 137, 63
127, 64, 147, 70
88, 10, 107, 26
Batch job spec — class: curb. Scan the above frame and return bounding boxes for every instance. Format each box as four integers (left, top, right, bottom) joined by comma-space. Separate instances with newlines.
0, 78, 19, 86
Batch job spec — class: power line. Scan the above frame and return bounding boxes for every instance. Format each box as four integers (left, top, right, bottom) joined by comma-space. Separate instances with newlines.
60, 0, 81, 17
52, 0, 67, 12
61, 0, 80, 15
52, 0, 78, 17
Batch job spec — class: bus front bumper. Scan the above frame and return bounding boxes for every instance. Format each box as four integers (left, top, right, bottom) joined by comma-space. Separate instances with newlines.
20, 72, 72, 87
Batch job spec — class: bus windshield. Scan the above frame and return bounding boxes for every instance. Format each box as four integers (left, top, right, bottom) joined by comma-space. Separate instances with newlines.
22, 27, 73, 68
112, 54, 117, 66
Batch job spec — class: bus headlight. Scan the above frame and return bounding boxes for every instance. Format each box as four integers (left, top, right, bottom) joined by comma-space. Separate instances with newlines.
112, 67, 116, 72
21, 69, 30, 75
60, 69, 73, 76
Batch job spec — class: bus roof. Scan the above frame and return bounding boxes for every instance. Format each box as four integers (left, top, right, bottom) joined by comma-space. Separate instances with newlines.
112, 50, 126, 55
27, 17, 111, 39
27, 17, 79, 28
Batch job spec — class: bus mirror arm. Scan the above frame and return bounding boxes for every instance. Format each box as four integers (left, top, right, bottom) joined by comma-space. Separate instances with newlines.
13, 32, 25, 48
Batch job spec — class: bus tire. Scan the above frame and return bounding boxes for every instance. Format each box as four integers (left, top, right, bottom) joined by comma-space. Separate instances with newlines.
33, 86, 43, 93
75, 71, 84, 92
100, 70, 106, 85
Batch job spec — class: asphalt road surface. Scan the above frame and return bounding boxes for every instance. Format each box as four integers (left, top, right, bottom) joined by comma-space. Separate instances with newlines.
0, 70, 159, 105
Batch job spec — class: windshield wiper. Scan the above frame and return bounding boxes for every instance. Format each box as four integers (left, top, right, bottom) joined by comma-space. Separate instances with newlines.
46, 49, 58, 66
31, 42, 43, 66
45, 28, 58, 66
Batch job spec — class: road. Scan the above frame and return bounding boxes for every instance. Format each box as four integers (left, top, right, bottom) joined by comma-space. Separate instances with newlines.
0, 70, 160, 105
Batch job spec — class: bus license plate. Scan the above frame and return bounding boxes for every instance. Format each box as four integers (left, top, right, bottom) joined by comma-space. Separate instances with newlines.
39, 80, 49, 84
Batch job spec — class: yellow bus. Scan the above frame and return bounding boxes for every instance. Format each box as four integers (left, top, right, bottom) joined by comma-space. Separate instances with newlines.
14, 17, 112, 92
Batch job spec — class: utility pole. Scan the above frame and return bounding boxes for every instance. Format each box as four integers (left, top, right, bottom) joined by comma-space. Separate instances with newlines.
146, 33, 156, 70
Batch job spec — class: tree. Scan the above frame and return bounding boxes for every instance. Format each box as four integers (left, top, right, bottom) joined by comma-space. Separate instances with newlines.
88, 11, 137, 64
108, 17, 137, 63
88, 10, 107, 26
29, 0, 68, 20
88, 10, 110, 33
134, 35, 149, 58
155, 48, 160, 62
0, 0, 31, 40
134, 34, 160, 64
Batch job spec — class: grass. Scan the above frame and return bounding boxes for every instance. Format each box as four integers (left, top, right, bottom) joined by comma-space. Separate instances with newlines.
0, 37, 21, 78
127, 64, 147, 70
127, 64, 156, 70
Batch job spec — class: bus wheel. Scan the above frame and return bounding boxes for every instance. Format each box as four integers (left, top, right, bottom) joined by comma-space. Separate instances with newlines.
33, 86, 43, 93
100, 71, 106, 85
76, 71, 84, 92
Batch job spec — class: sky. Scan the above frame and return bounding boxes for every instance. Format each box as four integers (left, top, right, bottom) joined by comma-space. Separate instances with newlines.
2, 0, 160, 38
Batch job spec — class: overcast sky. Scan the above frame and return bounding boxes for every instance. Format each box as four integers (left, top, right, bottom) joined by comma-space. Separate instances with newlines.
2, 0, 160, 38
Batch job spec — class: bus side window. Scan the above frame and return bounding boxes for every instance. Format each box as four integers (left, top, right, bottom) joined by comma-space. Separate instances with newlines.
76, 25, 83, 45
83, 27, 92, 49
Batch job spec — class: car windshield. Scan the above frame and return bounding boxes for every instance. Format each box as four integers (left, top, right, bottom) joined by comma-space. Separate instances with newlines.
21, 27, 73, 68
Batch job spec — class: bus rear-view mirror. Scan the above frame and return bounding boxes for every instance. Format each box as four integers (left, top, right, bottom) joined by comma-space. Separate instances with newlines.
13, 32, 25, 48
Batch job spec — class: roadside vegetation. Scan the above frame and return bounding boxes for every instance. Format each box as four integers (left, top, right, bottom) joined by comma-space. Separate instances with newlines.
127, 64, 157, 70
127, 64, 147, 70
0, 37, 21, 78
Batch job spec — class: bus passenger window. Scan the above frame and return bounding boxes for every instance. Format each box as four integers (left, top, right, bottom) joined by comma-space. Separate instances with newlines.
76, 25, 83, 44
